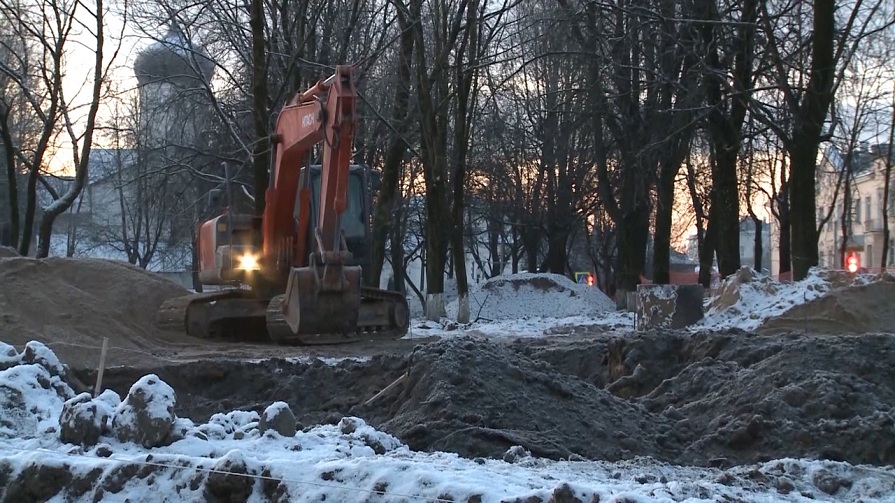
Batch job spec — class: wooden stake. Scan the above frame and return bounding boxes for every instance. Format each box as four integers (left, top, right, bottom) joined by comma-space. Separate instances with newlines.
364, 372, 407, 406
94, 337, 109, 397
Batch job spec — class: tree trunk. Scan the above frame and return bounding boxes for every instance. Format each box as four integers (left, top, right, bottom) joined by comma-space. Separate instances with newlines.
790, 141, 820, 278
752, 217, 763, 272
249, 0, 270, 231
789, 1, 835, 280
712, 148, 742, 277
390, 205, 406, 294
369, 6, 414, 287
698, 214, 716, 288
616, 205, 650, 302
18, 166, 38, 256
652, 163, 677, 284
778, 185, 792, 275
488, 209, 501, 277
0, 104, 19, 249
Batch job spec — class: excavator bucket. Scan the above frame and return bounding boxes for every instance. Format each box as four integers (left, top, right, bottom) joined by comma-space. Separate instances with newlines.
267, 264, 362, 344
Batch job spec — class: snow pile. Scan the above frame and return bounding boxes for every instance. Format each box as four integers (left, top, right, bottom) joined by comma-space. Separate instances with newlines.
701, 267, 835, 331
446, 272, 615, 322
0, 341, 75, 440
700, 266, 895, 334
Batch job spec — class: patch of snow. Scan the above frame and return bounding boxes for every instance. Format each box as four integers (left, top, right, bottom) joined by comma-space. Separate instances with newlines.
407, 311, 634, 340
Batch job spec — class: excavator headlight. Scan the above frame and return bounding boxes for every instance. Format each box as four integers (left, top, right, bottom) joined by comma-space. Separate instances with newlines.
238, 253, 260, 271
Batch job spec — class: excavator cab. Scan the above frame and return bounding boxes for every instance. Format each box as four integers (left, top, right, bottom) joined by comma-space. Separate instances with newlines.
301, 164, 373, 267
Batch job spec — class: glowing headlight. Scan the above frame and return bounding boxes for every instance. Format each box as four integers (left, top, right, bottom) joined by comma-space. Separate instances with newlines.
238, 253, 260, 271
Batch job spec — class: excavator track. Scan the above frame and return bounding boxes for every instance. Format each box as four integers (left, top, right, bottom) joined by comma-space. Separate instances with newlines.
265, 286, 410, 345
156, 289, 269, 341
158, 287, 409, 345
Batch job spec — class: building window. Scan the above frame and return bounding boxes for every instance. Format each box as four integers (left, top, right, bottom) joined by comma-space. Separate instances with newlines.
866, 196, 872, 224
856, 199, 862, 222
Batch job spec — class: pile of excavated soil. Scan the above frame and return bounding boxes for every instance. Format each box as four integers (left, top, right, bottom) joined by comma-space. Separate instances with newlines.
609, 330, 895, 466
758, 276, 895, 335
0, 256, 189, 368
356, 338, 679, 461
0, 246, 17, 258
86, 331, 895, 468
447, 272, 615, 322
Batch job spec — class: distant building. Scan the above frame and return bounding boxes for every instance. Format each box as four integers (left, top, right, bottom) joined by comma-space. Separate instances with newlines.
816, 142, 895, 270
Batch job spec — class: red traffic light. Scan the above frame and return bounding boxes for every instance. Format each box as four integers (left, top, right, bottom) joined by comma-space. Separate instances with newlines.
846, 253, 859, 273
586, 274, 595, 286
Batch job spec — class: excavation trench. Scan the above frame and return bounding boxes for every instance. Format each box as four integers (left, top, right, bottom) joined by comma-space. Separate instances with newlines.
74, 331, 895, 468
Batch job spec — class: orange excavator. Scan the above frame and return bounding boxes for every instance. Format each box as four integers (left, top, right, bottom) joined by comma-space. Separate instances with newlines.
156, 65, 409, 344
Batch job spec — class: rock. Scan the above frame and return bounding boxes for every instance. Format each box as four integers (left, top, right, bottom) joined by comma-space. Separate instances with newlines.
339, 417, 359, 435
551, 483, 584, 503
635, 284, 704, 331
258, 401, 296, 437
112, 374, 176, 448
2, 462, 73, 502
503, 445, 531, 463
21, 341, 66, 377
776, 476, 795, 494
59, 392, 113, 446
204, 451, 255, 503
812, 468, 850, 495
0, 342, 17, 360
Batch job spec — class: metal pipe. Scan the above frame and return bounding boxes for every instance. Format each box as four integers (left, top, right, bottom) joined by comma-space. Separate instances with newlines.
298, 73, 337, 104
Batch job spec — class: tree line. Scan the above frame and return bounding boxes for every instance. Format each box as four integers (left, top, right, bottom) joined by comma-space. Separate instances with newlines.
1, 0, 894, 321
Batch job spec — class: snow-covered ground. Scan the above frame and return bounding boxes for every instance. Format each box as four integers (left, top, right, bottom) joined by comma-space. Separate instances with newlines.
1, 342, 893, 502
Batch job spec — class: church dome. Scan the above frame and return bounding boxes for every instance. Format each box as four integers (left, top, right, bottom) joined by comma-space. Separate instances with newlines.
134, 26, 215, 86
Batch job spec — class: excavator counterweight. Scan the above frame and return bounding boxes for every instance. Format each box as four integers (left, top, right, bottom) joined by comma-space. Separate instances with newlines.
156, 65, 409, 344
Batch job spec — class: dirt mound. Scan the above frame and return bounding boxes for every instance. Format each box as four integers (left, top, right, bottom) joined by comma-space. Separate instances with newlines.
355, 337, 677, 461
447, 272, 615, 321
610, 331, 895, 466
0, 246, 17, 258
0, 256, 189, 368
759, 276, 895, 335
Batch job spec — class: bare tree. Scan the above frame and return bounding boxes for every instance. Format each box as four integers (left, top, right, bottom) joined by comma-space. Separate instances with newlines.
0, 0, 114, 257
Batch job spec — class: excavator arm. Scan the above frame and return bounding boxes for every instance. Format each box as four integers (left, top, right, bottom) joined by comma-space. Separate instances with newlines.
263, 65, 364, 337
262, 66, 357, 272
